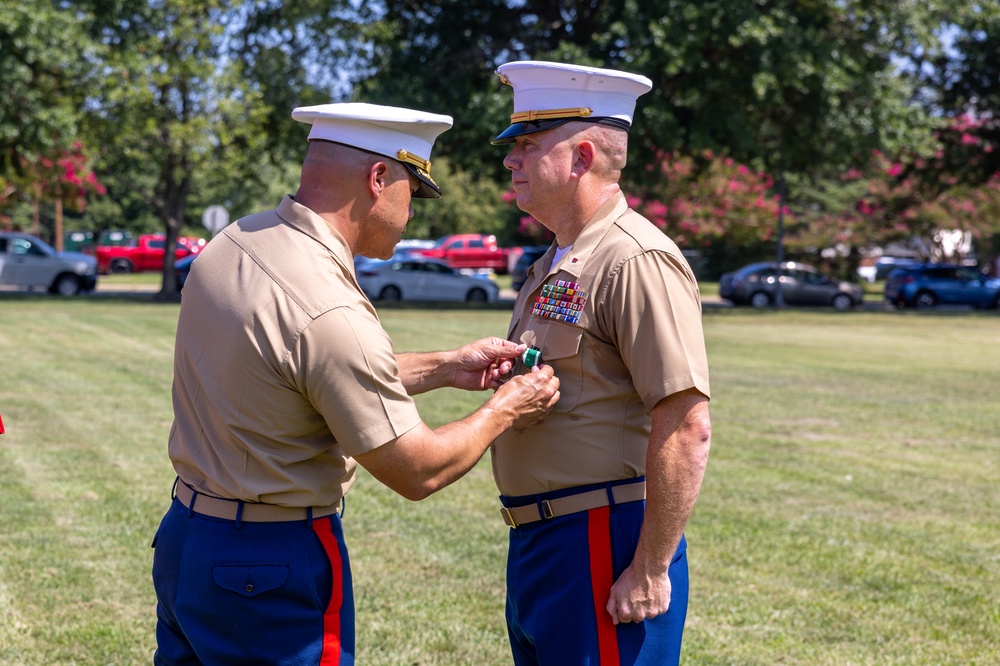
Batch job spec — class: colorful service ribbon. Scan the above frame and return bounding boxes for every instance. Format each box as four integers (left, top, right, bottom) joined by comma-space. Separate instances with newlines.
532, 280, 588, 324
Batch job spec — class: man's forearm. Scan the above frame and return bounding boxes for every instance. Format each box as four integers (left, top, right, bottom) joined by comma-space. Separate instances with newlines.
635, 393, 712, 573
395, 350, 452, 395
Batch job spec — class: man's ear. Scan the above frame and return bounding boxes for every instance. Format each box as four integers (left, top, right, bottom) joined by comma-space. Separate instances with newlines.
368, 161, 390, 197
572, 141, 595, 178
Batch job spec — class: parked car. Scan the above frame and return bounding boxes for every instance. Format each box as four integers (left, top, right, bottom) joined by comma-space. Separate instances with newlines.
873, 255, 922, 281
0, 231, 98, 295
884, 263, 1000, 310
174, 253, 197, 290
179, 236, 207, 256
95, 233, 195, 274
414, 233, 511, 273
394, 239, 436, 258
719, 261, 863, 309
356, 257, 500, 303
510, 245, 549, 291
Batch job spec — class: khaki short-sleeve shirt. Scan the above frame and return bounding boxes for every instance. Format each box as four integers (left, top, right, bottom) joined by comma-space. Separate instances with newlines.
491, 192, 711, 497
169, 196, 422, 509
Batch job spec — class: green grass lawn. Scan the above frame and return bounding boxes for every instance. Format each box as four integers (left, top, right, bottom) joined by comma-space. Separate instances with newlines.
0, 294, 997, 664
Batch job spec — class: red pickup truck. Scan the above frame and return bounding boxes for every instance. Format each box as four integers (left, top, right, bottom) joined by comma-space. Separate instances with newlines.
95, 234, 203, 274
415, 234, 510, 273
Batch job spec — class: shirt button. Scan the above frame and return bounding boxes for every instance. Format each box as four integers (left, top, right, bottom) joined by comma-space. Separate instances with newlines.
245, 584, 254, 593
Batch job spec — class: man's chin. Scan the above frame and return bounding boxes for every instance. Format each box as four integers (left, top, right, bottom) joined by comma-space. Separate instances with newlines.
359, 249, 393, 261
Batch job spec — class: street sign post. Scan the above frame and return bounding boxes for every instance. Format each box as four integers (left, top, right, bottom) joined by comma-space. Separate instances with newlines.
202, 205, 230, 237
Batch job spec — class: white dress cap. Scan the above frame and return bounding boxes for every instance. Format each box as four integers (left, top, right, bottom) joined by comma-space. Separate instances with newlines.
292, 103, 454, 198
492, 61, 653, 144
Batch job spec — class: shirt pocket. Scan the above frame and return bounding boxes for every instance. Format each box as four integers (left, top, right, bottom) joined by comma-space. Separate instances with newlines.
521, 320, 584, 412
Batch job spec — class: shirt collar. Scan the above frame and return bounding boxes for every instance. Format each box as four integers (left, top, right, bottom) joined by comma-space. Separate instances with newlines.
544, 191, 628, 280
275, 195, 357, 277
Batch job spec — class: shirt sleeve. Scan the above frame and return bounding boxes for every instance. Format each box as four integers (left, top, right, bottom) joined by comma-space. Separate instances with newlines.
292, 306, 422, 457
601, 249, 711, 410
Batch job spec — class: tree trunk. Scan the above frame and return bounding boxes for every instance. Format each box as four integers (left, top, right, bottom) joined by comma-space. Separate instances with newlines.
55, 198, 64, 251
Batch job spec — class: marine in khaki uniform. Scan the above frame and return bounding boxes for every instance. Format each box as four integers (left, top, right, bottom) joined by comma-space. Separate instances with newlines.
151, 102, 560, 665
490, 61, 713, 666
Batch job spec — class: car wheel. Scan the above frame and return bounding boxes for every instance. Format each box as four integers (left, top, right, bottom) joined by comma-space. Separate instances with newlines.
110, 259, 133, 274
466, 287, 489, 303
914, 291, 936, 310
749, 291, 772, 308
379, 285, 402, 301
832, 293, 854, 310
51, 274, 81, 296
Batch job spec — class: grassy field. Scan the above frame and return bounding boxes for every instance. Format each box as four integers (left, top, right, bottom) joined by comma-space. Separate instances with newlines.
0, 294, 997, 664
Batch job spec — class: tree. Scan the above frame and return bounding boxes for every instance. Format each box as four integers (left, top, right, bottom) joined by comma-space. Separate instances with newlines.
851, 117, 1000, 263
916, 2, 1000, 122
0, 1, 101, 222
76, 0, 371, 298
355, 2, 941, 176
27, 142, 106, 247
400, 157, 514, 241
226, 0, 367, 165
75, 1, 235, 296
352, 1, 952, 297
628, 150, 781, 275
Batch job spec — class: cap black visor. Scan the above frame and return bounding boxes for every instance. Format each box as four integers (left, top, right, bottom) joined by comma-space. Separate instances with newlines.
491, 117, 632, 145
404, 163, 442, 199
490, 119, 572, 145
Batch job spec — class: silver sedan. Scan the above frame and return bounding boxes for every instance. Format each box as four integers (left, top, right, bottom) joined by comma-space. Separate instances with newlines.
356, 257, 500, 303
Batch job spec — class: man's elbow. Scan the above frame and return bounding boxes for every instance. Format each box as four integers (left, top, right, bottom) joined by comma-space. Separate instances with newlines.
383, 472, 449, 502
687, 411, 712, 468
394, 480, 438, 502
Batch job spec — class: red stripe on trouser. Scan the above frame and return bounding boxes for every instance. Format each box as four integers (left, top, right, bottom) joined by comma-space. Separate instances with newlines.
312, 519, 344, 666
588, 505, 620, 665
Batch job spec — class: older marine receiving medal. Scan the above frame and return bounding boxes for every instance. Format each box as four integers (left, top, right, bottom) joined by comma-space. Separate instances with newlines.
489, 60, 713, 666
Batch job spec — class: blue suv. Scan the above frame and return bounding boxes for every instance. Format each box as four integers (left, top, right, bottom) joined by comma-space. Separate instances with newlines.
884, 264, 1000, 310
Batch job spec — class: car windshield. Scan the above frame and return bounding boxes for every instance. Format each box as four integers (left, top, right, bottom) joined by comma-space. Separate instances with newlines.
737, 262, 773, 277
11, 236, 55, 256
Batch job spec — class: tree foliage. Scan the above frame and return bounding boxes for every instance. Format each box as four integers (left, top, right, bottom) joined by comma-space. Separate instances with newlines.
74, 0, 234, 296
3, 1, 1000, 284
353, 0, 1000, 277
225, 0, 368, 166
0, 1, 101, 209
73, 1, 366, 296
402, 156, 515, 242
355, 1, 942, 181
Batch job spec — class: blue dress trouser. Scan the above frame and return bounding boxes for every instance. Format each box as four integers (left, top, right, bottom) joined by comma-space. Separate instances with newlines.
152, 498, 355, 665
504, 482, 689, 666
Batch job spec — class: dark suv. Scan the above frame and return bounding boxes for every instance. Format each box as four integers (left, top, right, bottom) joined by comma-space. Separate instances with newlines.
510, 245, 549, 291
884, 264, 1000, 310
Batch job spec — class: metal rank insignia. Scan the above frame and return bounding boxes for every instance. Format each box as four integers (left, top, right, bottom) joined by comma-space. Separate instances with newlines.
532, 280, 588, 324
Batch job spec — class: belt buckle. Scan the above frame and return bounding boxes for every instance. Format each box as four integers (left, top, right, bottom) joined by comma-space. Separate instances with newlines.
500, 506, 518, 528
540, 499, 554, 520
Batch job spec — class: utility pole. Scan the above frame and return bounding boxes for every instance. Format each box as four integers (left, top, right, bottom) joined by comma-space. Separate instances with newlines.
774, 174, 786, 308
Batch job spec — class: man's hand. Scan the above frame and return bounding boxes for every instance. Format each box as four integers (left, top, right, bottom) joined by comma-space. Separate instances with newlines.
605, 562, 672, 625
451, 337, 526, 391
491, 364, 560, 428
